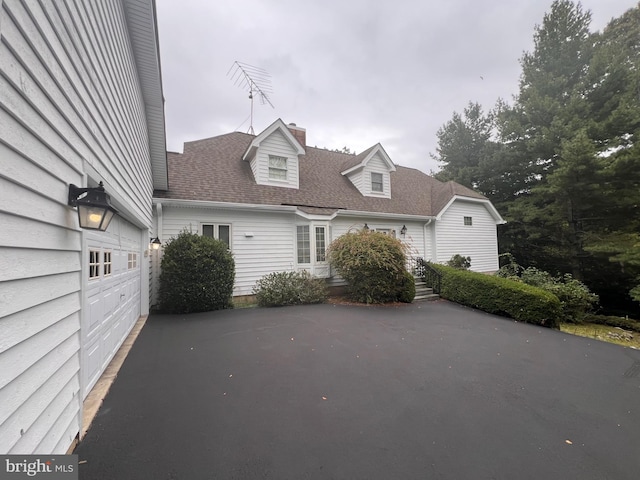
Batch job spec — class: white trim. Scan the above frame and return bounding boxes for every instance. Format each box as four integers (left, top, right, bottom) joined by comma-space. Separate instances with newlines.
436, 196, 506, 224
242, 118, 305, 161
333, 209, 434, 222
340, 143, 396, 175
153, 198, 298, 214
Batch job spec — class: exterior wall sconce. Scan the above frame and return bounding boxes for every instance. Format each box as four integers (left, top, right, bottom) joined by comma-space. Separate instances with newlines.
150, 237, 161, 250
400, 225, 407, 236
363, 223, 369, 230
68, 181, 117, 231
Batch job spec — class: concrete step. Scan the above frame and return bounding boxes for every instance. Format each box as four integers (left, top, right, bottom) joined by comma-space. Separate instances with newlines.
413, 293, 440, 302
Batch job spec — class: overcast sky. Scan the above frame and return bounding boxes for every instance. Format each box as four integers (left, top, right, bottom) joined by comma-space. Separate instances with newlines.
155, 0, 636, 174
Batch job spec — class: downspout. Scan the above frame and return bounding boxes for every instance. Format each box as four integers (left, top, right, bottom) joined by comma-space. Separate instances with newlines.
156, 202, 163, 241
423, 219, 432, 261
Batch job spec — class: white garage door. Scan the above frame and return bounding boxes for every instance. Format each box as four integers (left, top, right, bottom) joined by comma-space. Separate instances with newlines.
82, 217, 142, 398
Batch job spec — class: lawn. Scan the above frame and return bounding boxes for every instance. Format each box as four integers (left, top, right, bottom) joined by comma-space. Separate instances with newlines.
560, 322, 640, 349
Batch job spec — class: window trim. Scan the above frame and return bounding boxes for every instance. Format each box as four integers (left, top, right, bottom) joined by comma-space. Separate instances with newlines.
201, 223, 232, 249
89, 249, 100, 279
464, 216, 473, 226
103, 250, 112, 276
371, 172, 384, 193
297, 225, 311, 264
268, 155, 288, 181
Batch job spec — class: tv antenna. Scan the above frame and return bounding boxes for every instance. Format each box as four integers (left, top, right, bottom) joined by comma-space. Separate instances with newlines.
227, 61, 274, 134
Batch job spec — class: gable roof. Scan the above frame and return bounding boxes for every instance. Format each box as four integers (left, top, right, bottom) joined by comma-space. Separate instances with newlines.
341, 143, 396, 175
155, 131, 493, 218
242, 118, 305, 161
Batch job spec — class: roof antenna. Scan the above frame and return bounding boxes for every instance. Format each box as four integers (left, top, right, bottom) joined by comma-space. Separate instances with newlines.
227, 61, 275, 135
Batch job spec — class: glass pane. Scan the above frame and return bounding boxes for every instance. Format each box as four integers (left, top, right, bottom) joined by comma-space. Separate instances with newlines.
202, 225, 214, 237
371, 172, 383, 192
315, 227, 326, 262
219, 225, 230, 248
297, 226, 310, 263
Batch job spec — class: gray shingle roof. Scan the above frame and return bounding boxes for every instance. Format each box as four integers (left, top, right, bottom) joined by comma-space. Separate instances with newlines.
155, 131, 487, 217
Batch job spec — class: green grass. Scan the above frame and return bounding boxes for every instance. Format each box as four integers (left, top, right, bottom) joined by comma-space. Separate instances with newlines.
560, 323, 640, 349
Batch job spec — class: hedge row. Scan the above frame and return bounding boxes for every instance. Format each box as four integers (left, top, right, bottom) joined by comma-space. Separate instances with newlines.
584, 314, 640, 332
430, 264, 562, 328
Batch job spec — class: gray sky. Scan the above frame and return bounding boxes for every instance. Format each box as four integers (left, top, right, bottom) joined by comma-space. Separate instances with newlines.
156, 0, 636, 174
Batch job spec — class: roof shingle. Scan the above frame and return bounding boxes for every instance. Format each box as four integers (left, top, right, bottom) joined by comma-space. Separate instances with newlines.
155, 132, 487, 217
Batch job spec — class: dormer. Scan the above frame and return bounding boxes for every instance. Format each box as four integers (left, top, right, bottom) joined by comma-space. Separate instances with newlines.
242, 119, 305, 189
341, 143, 396, 199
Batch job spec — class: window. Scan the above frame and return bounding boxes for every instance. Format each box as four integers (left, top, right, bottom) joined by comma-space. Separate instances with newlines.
374, 228, 396, 238
297, 225, 310, 263
464, 216, 473, 226
315, 226, 326, 262
128, 252, 137, 269
202, 224, 231, 248
269, 155, 287, 180
103, 251, 112, 276
371, 172, 383, 192
89, 250, 100, 279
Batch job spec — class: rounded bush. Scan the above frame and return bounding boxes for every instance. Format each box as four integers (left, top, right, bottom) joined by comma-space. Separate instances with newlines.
159, 231, 235, 313
253, 270, 328, 307
328, 230, 407, 303
397, 270, 416, 303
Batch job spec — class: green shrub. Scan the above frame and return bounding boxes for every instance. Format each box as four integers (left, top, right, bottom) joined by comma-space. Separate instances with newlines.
518, 268, 598, 323
159, 230, 235, 313
447, 254, 471, 270
253, 270, 328, 307
397, 270, 416, 303
584, 314, 640, 332
328, 230, 407, 303
431, 263, 562, 328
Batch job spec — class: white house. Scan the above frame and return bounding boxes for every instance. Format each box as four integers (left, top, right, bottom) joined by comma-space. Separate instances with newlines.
0, 0, 166, 454
152, 119, 505, 301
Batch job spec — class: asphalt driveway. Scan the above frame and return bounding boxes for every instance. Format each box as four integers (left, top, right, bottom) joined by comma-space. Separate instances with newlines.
76, 301, 640, 479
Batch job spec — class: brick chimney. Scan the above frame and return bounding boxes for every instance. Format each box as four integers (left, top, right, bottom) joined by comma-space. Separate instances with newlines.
287, 123, 306, 147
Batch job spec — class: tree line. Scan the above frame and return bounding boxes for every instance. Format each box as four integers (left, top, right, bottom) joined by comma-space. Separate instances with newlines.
432, 0, 640, 316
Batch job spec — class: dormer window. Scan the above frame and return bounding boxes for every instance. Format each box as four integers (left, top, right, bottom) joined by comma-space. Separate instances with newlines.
371, 172, 383, 193
268, 155, 288, 180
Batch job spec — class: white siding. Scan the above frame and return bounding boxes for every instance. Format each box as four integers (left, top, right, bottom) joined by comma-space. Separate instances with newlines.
254, 129, 300, 189
345, 152, 391, 198
435, 200, 499, 272
156, 207, 297, 298
0, 0, 156, 454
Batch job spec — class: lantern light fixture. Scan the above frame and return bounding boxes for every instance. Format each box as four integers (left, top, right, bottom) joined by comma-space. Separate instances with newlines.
150, 237, 161, 250
363, 223, 369, 230
68, 181, 117, 232
400, 225, 407, 236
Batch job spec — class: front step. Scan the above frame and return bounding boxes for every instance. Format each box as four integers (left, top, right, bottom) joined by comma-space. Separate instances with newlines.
413, 278, 440, 302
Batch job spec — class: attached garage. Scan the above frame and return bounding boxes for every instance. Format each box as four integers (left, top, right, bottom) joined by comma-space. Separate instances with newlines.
82, 218, 143, 398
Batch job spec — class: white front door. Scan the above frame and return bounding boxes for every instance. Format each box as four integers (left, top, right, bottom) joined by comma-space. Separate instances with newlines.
81, 217, 141, 398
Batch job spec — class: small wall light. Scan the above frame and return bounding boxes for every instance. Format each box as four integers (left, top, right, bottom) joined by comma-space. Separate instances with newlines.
150, 237, 161, 250
400, 225, 407, 236
68, 181, 117, 231
363, 223, 369, 230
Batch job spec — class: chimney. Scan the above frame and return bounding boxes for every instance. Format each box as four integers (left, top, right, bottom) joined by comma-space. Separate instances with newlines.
287, 123, 306, 147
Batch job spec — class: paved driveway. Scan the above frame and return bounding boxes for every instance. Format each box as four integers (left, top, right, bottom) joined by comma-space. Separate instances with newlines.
76, 301, 640, 479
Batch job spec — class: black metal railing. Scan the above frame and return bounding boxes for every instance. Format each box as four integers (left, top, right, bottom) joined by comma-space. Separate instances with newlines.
414, 257, 442, 294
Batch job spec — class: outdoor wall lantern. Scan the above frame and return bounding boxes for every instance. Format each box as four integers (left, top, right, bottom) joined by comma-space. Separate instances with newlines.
68, 181, 117, 232
150, 237, 162, 250
363, 223, 369, 230
400, 225, 407, 236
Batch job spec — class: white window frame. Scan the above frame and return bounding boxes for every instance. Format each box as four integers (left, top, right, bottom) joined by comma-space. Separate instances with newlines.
201, 223, 232, 249
128, 252, 138, 270
297, 224, 328, 265
464, 216, 473, 226
268, 155, 288, 181
89, 250, 100, 279
297, 225, 310, 264
371, 172, 384, 193
103, 250, 112, 276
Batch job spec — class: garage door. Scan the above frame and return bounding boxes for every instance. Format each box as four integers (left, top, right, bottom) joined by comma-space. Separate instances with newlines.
82, 217, 142, 398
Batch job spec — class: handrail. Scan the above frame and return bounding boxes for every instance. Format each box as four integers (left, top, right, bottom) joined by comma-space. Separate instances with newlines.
415, 257, 442, 294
